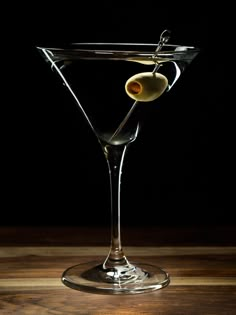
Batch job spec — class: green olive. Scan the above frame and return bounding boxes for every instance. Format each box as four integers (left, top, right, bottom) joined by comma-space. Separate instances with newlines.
125, 72, 168, 102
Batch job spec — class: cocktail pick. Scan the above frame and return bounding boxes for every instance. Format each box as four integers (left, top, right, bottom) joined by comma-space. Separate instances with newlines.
109, 30, 171, 142
152, 29, 171, 73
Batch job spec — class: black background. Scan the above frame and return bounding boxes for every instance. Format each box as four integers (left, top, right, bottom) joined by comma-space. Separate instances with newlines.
1, 4, 234, 226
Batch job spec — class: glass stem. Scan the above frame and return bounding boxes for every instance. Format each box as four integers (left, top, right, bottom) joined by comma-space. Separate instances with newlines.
102, 143, 129, 268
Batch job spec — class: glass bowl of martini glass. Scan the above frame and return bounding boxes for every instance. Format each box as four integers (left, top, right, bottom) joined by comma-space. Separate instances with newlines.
37, 30, 199, 294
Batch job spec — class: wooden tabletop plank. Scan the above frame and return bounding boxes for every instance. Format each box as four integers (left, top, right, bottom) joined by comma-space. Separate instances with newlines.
1, 249, 236, 279
1, 246, 236, 257
0, 287, 235, 315
0, 226, 235, 314
1, 277, 236, 291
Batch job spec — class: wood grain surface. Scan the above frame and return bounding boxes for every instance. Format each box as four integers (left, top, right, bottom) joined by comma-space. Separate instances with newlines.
0, 226, 236, 314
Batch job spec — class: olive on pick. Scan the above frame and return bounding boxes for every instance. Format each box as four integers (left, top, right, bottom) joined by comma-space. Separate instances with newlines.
125, 72, 168, 102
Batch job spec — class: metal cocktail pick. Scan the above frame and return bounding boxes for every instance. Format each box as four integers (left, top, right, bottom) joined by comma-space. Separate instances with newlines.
109, 29, 171, 142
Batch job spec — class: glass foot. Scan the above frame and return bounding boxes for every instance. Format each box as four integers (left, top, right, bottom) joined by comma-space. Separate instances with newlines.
61, 260, 170, 294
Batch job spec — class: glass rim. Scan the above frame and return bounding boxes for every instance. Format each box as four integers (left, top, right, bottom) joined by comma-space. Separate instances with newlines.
37, 42, 200, 54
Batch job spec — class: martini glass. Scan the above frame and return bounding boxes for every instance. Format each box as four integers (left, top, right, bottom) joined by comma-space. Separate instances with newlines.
37, 31, 199, 294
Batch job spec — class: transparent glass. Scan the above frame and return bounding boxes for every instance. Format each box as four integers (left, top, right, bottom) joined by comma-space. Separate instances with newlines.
37, 38, 199, 294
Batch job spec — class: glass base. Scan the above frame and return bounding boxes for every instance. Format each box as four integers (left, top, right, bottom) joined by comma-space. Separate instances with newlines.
61, 260, 170, 294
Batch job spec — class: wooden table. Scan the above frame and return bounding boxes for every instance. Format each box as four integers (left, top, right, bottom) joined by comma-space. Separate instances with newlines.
0, 225, 236, 314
